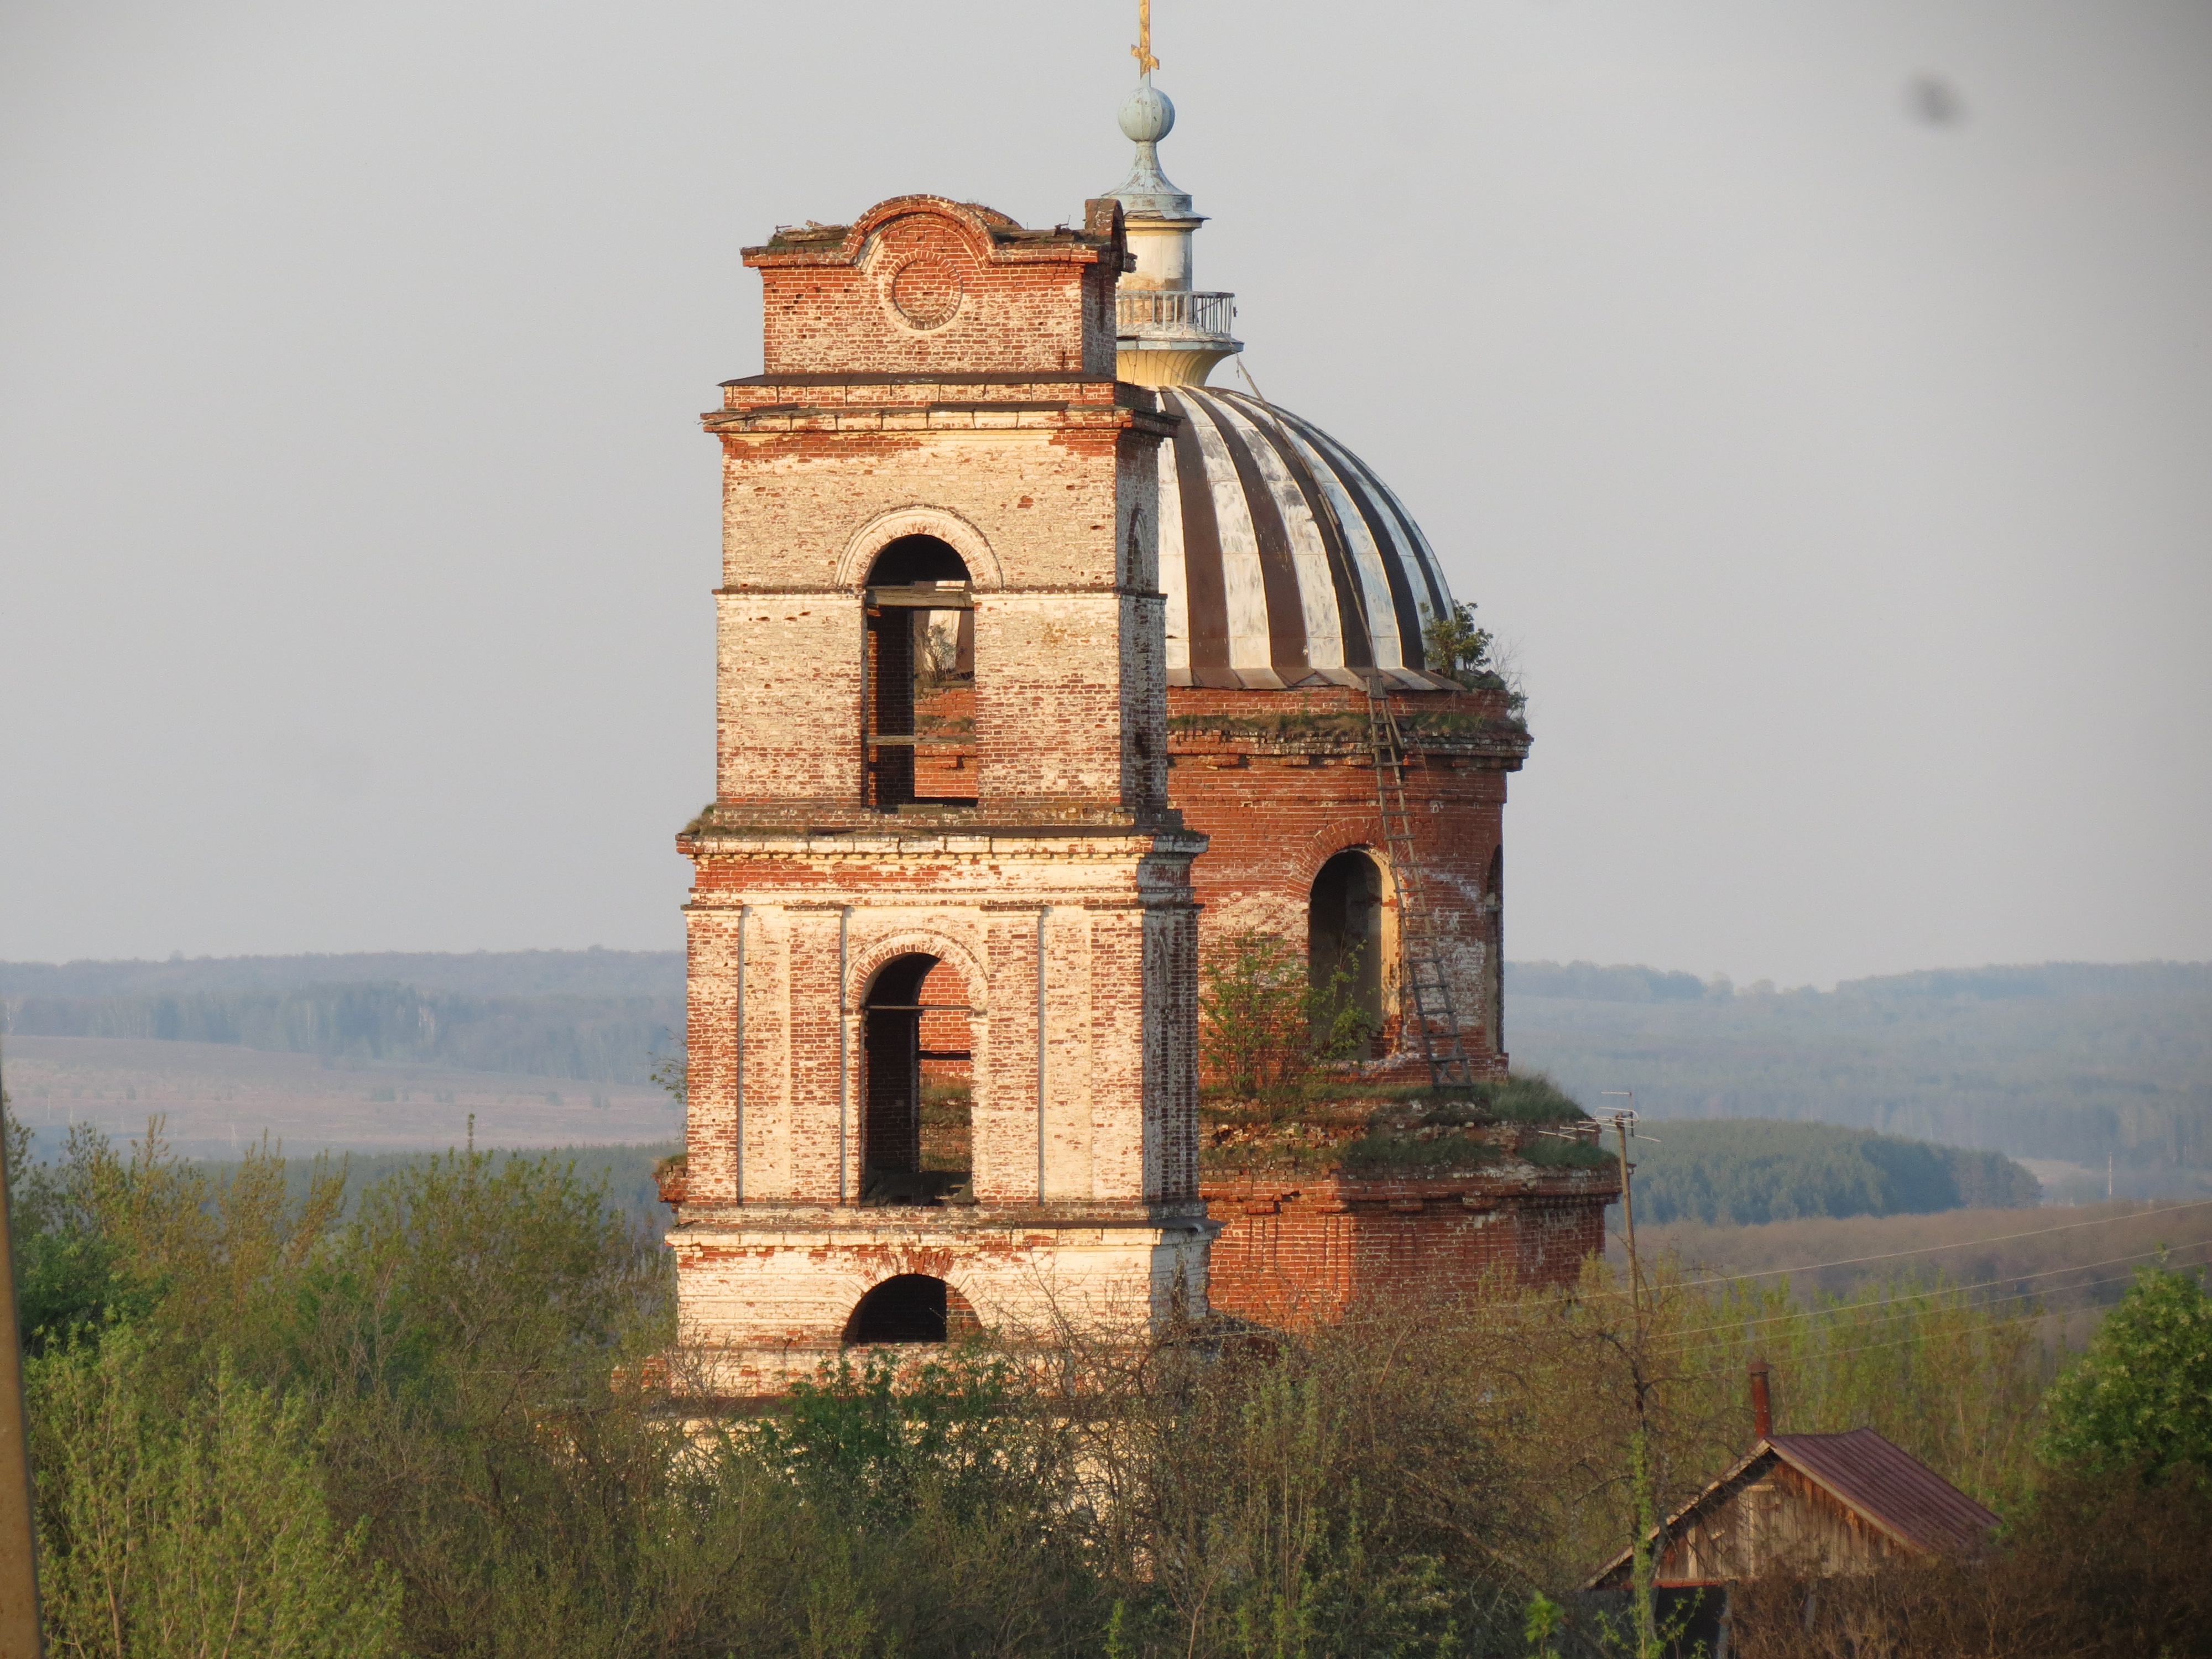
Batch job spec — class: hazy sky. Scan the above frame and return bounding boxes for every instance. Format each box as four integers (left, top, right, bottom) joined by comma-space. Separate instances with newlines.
3, 0, 2207, 986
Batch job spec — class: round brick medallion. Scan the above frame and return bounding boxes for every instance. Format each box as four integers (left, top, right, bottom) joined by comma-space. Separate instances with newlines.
888, 257, 963, 330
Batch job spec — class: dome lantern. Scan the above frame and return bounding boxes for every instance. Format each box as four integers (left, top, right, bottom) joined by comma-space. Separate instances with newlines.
1103, 12, 1241, 385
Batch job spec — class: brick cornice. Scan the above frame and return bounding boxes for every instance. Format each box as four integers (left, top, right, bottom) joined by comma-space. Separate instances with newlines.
741, 194, 1120, 272
677, 823, 1207, 861
706, 404, 1175, 439
670, 1201, 1217, 1233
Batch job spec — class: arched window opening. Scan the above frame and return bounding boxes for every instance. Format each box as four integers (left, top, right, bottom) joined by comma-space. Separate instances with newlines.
863, 536, 975, 809
1310, 849, 1386, 1059
843, 1274, 982, 1345
862, 952, 974, 1205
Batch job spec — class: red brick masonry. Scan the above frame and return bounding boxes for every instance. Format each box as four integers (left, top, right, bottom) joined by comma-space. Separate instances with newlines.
1166, 682, 1527, 1079
1199, 1164, 1619, 1328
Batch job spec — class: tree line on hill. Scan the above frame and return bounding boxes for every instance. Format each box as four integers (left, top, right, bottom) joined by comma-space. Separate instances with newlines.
1625, 1119, 2039, 1227
1, 982, 682, 1086
1, 950, 686, 1087
1507, 958, 2212, 1189
0, 948, 685, 1001
6, 1107, 2209, 1658
1509, 959, 2212, 1005
7, 948, 2206, 1198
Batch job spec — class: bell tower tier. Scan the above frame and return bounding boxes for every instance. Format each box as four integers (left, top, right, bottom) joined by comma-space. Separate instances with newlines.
667, 194, 1214, 1390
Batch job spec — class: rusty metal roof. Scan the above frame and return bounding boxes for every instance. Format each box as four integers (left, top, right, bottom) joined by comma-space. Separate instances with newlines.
1768, 1430, 1999, 1557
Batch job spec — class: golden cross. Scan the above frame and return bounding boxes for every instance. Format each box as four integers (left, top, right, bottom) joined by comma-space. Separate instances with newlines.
1131, 0, 1159, 75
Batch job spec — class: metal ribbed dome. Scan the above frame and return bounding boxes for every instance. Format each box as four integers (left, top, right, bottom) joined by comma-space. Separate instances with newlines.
1155, 387, 1459, 691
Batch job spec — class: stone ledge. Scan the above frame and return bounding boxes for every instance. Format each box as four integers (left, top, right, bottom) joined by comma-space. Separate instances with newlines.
1199, 1167, 1622, 1209
670, 1202, 1216, 1238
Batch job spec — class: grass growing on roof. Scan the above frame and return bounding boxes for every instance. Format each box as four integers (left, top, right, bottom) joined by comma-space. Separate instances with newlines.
1201, 1072, 1592, 1175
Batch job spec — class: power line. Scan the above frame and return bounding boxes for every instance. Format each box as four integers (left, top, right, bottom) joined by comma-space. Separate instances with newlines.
1668, 1267, 2164, 1375
1655, 1256, 2204, 1363
1586, 1196, 2212, 1296
1647, 1239, 2212, 1347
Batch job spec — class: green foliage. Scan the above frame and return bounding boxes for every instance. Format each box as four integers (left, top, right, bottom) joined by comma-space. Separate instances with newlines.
29, 1329, 401, 1659
9, 1088, 2195, 1655
1417, 600, 1525, 719
3, 1112, 688, 1657
1522, 1593, 1565, 1659
647, 1050, 687, 1107
1517, 1135, 1614, 1172
1206, 1075, 1590, 1176
1120, 1315, 1515, 1658
2039, 1265, 2212, 1476
1480, 1075, 1592, 1125
1626, 1120, 2040, 1225
1420, 601, 1497, 685
1337, 1131, 1503, 1173
1164, 709, 1520, 746
4, 1113, 348, 1371
1199, 930, 1374, 1102
13, 1230, 154, 1358
751, 1351, 1037, 1521
192, 1139, 682, 1243
1286, 1073, 1585, 1123
1456, 1255, 2054, 1591
6, 1100, 156, 1353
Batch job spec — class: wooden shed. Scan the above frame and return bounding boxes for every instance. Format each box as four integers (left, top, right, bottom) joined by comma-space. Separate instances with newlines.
1587, 1427, 2000, 1592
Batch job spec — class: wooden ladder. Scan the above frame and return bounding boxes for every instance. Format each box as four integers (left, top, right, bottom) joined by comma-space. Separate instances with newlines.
1365, 680, 1477, 1090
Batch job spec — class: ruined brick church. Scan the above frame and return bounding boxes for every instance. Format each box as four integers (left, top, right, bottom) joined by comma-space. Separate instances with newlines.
661, 53, 1615, 1386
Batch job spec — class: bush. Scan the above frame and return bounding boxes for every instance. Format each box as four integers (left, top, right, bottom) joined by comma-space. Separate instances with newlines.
1419, 599, 1521, 709
2039, 1264, 2212, 1475
13, 1099, 2194, 1655
1199, 930, 1372, 1102
30, 1329, 401, 1659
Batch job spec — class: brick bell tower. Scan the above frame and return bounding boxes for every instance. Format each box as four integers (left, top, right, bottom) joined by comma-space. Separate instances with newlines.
665, 192, 1213, 1388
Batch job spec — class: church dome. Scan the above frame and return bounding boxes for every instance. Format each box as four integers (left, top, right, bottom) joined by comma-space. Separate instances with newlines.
1155, 386, 1460, 691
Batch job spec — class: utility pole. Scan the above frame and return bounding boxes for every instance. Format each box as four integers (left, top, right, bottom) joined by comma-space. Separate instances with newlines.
1600, 1091, 1660, 1659
1533, 1092, 1666, 1655
0, 1072, 47, 1658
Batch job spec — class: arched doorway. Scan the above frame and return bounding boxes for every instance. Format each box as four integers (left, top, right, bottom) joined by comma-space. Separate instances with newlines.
1310, 849, 1386, 1057
863, 535, 974, 808
843, 1274, 983, 1345
862, 952, 974, 1204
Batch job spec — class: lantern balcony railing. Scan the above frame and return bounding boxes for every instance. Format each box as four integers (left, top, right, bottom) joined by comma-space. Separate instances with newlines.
1115, 289, 1238, 341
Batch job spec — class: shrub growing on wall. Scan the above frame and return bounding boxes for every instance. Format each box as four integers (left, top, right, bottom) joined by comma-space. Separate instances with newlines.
1198, 930, 1371, 1101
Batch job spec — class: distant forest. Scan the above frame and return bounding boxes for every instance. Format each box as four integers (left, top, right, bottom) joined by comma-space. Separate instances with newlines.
0, 948, 684, 1000
1507, 958, 2212, 1193
6, 951, 2206, 1194
2, 951, 684, 1087
1621, 1119, 2039, 1226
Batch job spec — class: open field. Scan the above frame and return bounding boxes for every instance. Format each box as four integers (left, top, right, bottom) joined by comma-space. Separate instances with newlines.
1609, 1197, 2212, 1354
0, 1034, 682, 1159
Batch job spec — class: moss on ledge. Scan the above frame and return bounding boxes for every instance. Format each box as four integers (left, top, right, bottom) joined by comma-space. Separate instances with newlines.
1199, 1073, 1589, 1177
1166, 709, 1527, 747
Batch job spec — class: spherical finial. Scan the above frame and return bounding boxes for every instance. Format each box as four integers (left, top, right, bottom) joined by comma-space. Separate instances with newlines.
1119, 81, 1175, 145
